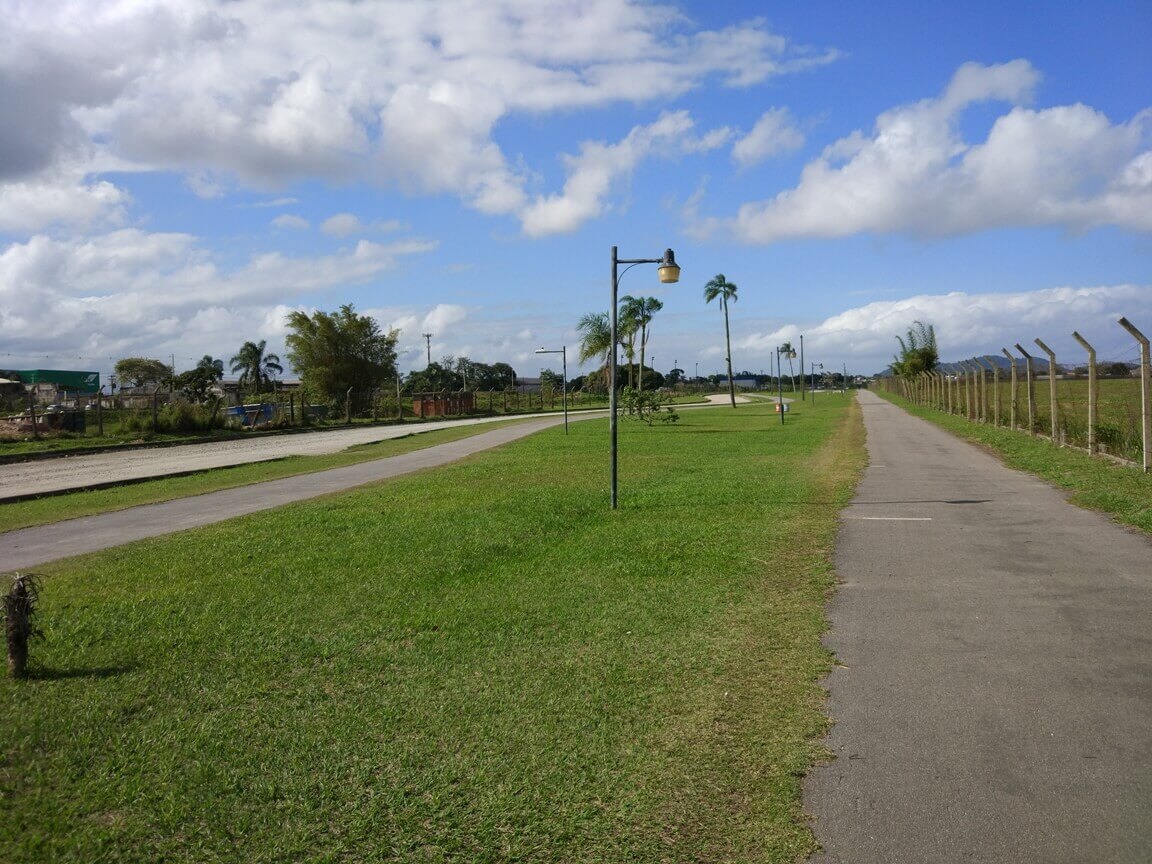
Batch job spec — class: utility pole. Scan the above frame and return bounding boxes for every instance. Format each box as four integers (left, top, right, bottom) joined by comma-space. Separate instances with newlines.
421, 333, 433, 367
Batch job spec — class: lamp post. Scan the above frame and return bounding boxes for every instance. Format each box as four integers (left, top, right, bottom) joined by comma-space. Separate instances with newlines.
610, 246, 680, 509
535, 346, 568, 434
776, 345, 796, 424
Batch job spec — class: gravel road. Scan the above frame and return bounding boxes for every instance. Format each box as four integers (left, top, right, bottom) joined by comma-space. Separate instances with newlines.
0, 414, 556, 501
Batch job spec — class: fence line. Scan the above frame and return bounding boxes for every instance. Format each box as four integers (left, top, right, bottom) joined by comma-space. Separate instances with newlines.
878, 315, 1151, 472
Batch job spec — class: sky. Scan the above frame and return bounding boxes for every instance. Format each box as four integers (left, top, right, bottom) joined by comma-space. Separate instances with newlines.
2, 0, 1150, 384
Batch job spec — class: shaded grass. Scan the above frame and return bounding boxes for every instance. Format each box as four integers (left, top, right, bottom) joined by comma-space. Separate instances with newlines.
875, 389, 1152, 534
0, 420, 525, 532
1, 396, 864, 863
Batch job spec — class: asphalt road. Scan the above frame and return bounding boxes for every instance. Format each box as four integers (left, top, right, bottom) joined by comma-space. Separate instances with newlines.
2, 415, 573, 570
0, 413, 561, 501
804, 389, 1152, 863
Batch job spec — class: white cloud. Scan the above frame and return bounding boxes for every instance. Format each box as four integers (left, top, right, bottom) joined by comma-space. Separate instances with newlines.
272, 214, 310, 230
0, 228, 436, 367
3, 1, 833, 229
519, 110, 709, 236
320, 213, 364, 236
0, 171, 129, 234
732, 284, 1152, 373
422, 303, 468, 333
724, 60, 1152, 242
731, 108, 804, 166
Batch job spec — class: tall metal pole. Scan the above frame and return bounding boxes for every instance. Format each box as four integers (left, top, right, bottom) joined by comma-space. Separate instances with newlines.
562, 346, 568, 435
777, 348, 785, 424
610, 248, 619, 508
800, 334, 805, 401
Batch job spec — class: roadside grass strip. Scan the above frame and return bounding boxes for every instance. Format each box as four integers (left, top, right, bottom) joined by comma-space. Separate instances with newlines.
874, 389, 1152, 535
1, 396, 865, 863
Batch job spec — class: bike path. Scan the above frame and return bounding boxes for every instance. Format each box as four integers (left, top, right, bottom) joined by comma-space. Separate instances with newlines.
804, 389, 1152, 863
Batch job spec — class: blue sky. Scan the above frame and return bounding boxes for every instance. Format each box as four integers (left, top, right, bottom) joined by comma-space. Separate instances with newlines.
2, 0, 1150, 383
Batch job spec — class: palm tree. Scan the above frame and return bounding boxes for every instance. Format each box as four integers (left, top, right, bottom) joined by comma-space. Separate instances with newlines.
703, 274, 739, 408
780, 340, 797, 391
577, 311, 613, 394
230, 339, 283, 396
620, 295, 664, 392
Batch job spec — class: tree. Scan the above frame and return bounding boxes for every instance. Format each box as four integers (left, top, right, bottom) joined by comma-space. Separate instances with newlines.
230, 340, 283, 395
780, 341, 797, 391
284, 304, 399, 412
703, 274, 739, 408
114, 357, 172, 389
620, 295, 663, 392
577, 311, 617, 392
175, 355, 224, 402
404, 362, 458, 393
890, 321, 938, 376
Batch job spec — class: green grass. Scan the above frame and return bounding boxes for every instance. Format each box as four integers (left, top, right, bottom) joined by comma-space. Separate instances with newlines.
1, 396, 864, 863
0, 420, 528, 532
875, 388, 1152, 534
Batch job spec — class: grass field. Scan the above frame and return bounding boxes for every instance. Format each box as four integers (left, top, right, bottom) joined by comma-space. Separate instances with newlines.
1, 395, 864, 863
895, 375, 1145, 462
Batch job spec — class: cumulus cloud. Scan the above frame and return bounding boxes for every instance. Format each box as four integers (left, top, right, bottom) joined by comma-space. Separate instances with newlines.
273, 214, 310, 230
723, 60, 1152, 242
731, 108, 805, 166
732, 284, 1152, 373
0, 228, 436, 366
519, 110, 727, 235
2, 1, 832, 228
422, 303, 468, 333
320, 213, 364, 236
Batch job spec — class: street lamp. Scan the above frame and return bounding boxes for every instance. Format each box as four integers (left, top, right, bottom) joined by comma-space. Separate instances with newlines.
535, 346, 568, 434
610, 246, 680, 509
776, 345, 796, 425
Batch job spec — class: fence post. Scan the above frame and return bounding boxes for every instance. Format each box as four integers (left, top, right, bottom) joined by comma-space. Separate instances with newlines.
975, 357, 996, 427
1034, 338, 1059, 444
958, 362, 971, 419
1014, 344, 1036, 435
1118, 317, 1151, 473
1071, 331, 1097, 454
1001, 349, 1018, 430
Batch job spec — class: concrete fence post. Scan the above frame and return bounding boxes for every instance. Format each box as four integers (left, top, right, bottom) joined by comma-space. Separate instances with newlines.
1014, 344, 1036, 435
962, 362, 975, 420
976, 359, 987, 422
977, 357, 998, 427
1002, 349, 1018, 430
1071, 331, 1097, 454
1034, 338, 1059, 444
1118, 317, 1151, 473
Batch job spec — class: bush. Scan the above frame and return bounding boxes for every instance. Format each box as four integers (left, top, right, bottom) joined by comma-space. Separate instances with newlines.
620, 387, 679, 426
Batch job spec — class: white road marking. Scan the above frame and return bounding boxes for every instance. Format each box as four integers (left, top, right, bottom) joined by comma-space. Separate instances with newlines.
846, 516, 932, 521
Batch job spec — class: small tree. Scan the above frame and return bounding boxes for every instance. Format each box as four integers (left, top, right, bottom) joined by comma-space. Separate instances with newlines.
285, 304, 399, 413
114, 357, 172, 389
175, 355, 225, 402
5, 573, 43, 679
890, 321, 939, 376
230, 340, 283, 396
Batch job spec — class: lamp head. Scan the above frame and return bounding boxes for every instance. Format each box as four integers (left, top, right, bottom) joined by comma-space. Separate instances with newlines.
657, 248, 680, 284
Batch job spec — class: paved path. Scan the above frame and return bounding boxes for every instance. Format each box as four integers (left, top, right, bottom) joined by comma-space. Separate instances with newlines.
804, 389, 1152, 863
0, 413, 568, 501
2, 415, 572, 570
